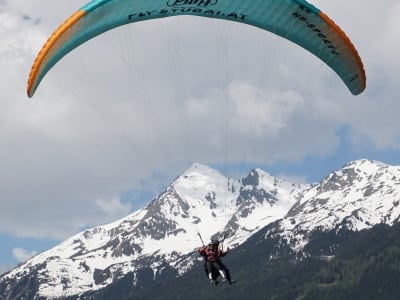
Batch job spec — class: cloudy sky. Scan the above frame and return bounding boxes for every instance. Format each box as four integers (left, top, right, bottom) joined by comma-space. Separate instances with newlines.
1, 0, 399, 274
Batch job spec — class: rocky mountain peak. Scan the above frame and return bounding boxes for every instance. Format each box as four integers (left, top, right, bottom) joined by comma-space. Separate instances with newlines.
2, 160, 400, 299
277, 159, 400, 251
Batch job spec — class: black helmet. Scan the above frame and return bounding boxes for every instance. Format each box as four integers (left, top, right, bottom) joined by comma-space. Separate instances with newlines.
210, 239, 219, 246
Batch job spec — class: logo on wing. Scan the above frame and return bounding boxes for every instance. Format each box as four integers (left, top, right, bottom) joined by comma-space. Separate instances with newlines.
167, 0, 218, 8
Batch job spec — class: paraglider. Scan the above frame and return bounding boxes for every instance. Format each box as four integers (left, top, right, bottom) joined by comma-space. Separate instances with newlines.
27, 0, 366, 98
25, 0, 367, 288
199, 238, 233, 285
197, 232, 234, 286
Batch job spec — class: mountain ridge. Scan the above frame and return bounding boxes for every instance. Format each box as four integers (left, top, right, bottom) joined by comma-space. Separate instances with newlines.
1, 159, 400, 299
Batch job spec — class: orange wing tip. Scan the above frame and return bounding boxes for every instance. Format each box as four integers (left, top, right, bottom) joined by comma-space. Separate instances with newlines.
319, 11, 366, 94
27, 10, 87, 98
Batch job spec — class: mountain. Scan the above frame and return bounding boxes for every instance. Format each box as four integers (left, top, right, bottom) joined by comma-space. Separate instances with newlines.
135, 218, 400, 300
0, 163, 304, 299
271, 159, 400, 252
1, 159, 400, 300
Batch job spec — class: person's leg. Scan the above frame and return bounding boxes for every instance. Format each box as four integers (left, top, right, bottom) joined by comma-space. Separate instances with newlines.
204, 263, 209, 278
220, 262, 232, 283
205, 261, 213, 281
215, 261, 226, 280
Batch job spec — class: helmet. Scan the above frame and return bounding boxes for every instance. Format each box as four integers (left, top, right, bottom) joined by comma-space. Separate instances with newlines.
210, 239, 219, 246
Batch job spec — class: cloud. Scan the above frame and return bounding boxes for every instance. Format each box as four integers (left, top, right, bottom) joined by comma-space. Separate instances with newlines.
227, 81, 303, 136
276, 174, 309, 185
12, 248, 37, 262
0, 0, 400, 243
96, 197, 133, 220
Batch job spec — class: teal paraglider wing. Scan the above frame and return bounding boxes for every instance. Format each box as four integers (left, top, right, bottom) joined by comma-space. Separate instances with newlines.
27, 0, 366, 97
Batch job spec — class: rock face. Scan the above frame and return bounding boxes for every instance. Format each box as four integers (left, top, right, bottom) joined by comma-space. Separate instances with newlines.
2, 159, 400, 300
279, 159, 400, 250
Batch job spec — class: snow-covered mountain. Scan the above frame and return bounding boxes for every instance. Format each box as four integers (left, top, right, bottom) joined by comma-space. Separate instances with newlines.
1, 159, 400, 300
0, 163, 304, 299
272, 159, 400, 251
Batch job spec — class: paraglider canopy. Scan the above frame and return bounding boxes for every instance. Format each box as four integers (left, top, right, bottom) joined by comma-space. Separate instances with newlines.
27, 0, 366, 98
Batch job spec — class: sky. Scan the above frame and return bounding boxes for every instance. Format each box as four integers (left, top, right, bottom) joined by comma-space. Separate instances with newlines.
1, 0, 400, 275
